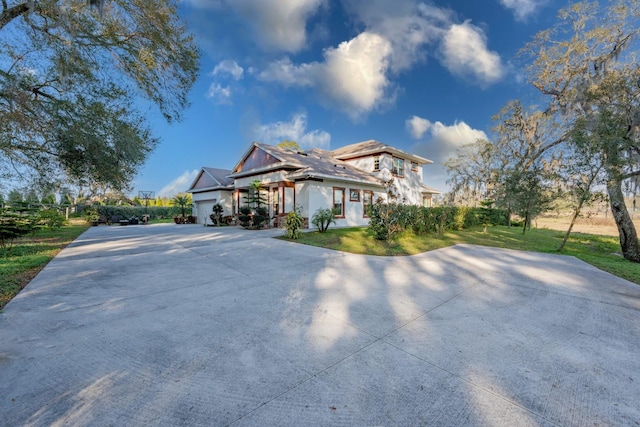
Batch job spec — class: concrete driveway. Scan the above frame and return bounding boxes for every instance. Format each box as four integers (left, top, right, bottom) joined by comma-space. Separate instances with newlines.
1, 224, 639, 426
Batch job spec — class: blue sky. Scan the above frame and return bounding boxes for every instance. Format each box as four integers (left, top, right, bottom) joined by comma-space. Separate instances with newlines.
135, 0, 563, 198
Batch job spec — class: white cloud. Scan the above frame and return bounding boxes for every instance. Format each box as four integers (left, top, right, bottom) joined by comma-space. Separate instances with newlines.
259, 32, 393, 119
319, 32, 393, 116
409, 118, 489, 193
184, 0, 324, 52
158, 169, 199, 197
341, 0, 450, 73
212, 60, 244, 80
409, 117, 488, 163
281, 1, 503, 117
206, 83, 232, 104
499, 0, 546, 21
342, 2, 506, 86
258, 58, 317, 87
406, 115, 432, 139
440, 21, 505, 86
252, 112, 331, 149
228, 0, 325, 52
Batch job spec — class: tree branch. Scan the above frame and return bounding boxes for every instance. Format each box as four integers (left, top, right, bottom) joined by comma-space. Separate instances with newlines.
622, 170, 640, 180
0, 2, 28, 31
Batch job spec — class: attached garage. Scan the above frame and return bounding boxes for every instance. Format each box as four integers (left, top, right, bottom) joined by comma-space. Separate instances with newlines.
186, 167, 234, 225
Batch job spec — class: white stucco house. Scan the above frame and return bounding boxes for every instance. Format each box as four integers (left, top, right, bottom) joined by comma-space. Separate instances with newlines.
186, 140, 440, 229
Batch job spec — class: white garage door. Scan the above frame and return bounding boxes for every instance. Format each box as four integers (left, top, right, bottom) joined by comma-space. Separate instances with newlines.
196, 201, 215, 225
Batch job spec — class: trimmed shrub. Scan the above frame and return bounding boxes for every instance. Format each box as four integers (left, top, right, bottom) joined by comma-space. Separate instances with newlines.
253, 207, 268, 229
368, 202, 404, 241
77, 205, 181, 221
238, 206, 252, 228
369, 204, 509, 241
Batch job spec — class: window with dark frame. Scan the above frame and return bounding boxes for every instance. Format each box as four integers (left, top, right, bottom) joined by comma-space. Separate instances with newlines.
272, 188, 279, 215
392, 157, 404, 177
333, 187, 345, 218
411, 161, 418, 172
373, 156, 380, 171
363, 190, 373, 217
349, 189, 360, 201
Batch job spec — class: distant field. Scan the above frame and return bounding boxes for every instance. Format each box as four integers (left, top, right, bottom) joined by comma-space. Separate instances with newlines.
536, 212, 640, 237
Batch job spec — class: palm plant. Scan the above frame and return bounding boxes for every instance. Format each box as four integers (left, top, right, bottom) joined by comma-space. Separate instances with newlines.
171, 194, 191, 218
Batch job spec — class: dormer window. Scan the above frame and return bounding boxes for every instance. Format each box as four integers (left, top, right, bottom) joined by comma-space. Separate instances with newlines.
373, 156, 380, 171
392, 157, 404, 177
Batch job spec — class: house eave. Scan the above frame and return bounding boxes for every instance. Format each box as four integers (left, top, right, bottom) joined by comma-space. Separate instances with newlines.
288, 172, 384, 187
334, 147, 433, 165
187, 185, 234, 194
228, 163, 303, 179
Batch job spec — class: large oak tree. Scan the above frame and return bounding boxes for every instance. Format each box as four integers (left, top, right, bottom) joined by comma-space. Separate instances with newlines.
523, 0, 640, 262
0, 0, 199, 191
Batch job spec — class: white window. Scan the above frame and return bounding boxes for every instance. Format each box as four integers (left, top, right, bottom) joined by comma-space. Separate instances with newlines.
363, 190, 373, 217
392, 157, 404, 177
373, 156, 380, 171
333, 187, 345, 218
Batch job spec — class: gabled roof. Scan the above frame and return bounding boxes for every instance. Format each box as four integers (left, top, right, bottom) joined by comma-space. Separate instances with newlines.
187, 167, 233, 193
286, 148, 383, 186
228, 143, 383, 186
197, 140, 436, 190
229, 142, 307, 178
332, 139, 433, 165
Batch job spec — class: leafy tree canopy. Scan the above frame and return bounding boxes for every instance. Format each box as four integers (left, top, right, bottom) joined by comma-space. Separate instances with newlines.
523, 0, 640, 261
0, 0, 199, 191
277, 140, 301, 152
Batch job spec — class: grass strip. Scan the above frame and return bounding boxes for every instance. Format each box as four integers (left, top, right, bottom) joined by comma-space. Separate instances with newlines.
1, 224, 89, 310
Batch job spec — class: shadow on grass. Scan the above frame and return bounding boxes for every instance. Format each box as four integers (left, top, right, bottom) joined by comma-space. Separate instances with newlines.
279, 226, 640, 285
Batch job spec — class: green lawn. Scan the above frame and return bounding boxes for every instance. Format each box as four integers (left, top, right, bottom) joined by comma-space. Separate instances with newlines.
280, 226, 640, 285
1, 224, 89, 310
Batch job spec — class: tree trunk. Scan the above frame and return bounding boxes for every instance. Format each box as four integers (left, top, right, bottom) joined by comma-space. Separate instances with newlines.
558, 204, 582, 252
607, 178, 640, 262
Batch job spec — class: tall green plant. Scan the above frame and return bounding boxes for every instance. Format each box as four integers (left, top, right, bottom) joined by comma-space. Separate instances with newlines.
285, 208, 304, 239
245, 180, 268, 210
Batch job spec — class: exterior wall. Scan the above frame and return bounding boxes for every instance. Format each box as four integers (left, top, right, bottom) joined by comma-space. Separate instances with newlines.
342, 156, 376, 173
191, 190, 233, 225
294, 181, 310, 217
307, 180, 383, 229
234, 171, 289, 189
342, 153, 426, 205
391, 163, 424, 205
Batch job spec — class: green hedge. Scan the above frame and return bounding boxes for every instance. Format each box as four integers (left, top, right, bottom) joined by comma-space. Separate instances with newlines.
78, 205, 182, 220
369, 204, 509, 240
